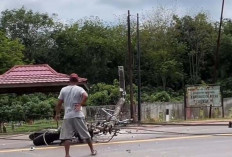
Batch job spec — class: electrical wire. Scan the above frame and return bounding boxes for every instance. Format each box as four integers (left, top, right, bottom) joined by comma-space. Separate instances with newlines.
42, 131, 49, 146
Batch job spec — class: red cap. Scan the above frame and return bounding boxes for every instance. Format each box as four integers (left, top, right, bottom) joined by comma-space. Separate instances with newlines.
70, 73, 79, 82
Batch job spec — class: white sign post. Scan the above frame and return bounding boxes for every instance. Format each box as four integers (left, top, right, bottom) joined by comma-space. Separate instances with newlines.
185, 85, 223, 119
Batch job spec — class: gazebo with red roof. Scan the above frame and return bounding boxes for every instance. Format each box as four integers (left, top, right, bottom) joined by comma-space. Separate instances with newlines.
0, 64, 88, 94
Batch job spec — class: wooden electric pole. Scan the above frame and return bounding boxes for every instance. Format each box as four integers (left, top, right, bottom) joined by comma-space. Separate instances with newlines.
127, 10, 135, 121
137, 13, 141, 122
214, 0, 225, 83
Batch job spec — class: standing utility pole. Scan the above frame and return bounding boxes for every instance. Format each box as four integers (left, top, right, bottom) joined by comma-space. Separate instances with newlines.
127, 10, 135, 121
137, 13, 141, 122
214, 0, 225, 83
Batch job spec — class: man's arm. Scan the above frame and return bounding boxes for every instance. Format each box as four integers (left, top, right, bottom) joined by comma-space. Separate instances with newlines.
80, 92, 88, 106
75, 92, 88, 111
55, 99, 63, 121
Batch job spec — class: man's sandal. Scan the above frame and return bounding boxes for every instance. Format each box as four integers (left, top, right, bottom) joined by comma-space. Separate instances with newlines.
91, 150, 97, 156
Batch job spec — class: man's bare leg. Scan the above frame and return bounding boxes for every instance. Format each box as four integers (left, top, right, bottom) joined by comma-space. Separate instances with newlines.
64, 140, 71, 157
86, 138, 96, 155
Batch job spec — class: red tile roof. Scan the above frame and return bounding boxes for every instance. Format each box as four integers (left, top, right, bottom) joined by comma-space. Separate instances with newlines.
0, 64, 87, 88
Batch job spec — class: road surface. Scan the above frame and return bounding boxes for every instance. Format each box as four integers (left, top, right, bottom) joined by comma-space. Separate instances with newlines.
0, 122, 232, 157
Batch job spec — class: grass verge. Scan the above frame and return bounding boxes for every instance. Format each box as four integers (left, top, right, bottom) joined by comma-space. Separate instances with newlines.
0, 119, 62, 135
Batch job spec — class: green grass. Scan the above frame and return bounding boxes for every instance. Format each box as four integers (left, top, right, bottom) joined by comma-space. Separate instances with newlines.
1, 119, 62, 135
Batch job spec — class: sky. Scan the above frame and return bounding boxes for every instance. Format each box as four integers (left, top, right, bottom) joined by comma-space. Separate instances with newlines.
0, 0, 231, 23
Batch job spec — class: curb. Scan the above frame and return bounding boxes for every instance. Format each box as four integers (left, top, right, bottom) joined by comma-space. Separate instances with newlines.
125, 120, 230, 127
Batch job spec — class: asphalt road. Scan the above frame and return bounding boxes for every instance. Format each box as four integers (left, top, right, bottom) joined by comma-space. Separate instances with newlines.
1, 122, 232, 157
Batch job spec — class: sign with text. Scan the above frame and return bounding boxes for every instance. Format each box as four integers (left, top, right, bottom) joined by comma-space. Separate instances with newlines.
186, 86, 222, 107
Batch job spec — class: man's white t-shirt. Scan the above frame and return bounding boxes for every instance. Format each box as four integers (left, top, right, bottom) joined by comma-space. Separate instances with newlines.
58, 85, 86, 119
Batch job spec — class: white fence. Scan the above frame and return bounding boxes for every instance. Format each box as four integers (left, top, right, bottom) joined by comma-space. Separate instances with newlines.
86, 98, 232, 122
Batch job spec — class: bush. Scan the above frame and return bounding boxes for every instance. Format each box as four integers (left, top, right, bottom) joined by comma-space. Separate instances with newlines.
141, 93, 151, 102
144, 91, 171, 102
153, 91, 171, 102
87, 80, 120, 106
87, 90, 110, 106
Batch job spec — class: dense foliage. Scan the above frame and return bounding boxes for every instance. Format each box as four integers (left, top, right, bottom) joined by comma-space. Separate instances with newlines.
1, 7, 232, 88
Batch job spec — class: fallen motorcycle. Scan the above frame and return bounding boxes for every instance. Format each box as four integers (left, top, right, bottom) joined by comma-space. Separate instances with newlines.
29, 98, 131, 146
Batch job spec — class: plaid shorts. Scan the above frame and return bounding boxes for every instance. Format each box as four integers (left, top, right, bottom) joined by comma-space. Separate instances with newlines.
60, 117, 91, 140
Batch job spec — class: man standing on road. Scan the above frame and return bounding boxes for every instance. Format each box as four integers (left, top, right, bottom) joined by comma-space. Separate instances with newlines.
55, 73, 97, 157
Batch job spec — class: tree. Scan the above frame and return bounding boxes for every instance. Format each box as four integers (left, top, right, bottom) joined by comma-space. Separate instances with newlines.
139, 7, 185, 89
0, 7, 60, 64
0, 31, 24, 73
51, 17, 127, 84
152, 50, 183, 90
219, 19, 232, 78
173, 13, 217, 84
